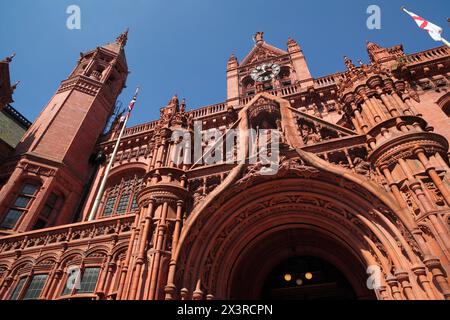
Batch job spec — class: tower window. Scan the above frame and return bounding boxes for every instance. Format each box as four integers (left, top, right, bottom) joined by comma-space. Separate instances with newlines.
1, 209, 23, 229
33, 192, 63, 230
1, 182, 40, 230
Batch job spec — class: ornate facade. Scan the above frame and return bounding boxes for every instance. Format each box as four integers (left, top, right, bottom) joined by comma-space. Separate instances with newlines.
0, 30, 449, 300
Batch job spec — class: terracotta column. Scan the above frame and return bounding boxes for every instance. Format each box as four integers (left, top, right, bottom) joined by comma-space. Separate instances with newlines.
41, 262, 60, 299
395, 270, 415, 299
0, 272, 13, 299
386, 275, 403, 300
97, 254, 112, 297
149, 137, 161, 170
377, 89, 400, 118
351, 101, 368, 133
423, 257, 450, 299
402, 94, 421, 116
148, 201, 169, 300
128, 200, 155, 299
165, 200, 184, 300
398, 158, 435, 212
411, 264, 436, 299
360, 94, 379, 125
370, 95, 389, 120
116, 210, 141, 300
192, 278, 204, 300
414, 148, 450, 206
390, 92, 407, 114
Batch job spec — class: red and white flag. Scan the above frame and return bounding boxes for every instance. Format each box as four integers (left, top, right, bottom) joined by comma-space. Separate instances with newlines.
126, 87, 140, 117
402, 7, 443, 41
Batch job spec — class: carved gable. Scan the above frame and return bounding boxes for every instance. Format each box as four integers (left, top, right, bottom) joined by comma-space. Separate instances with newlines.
240, 43, 287, 66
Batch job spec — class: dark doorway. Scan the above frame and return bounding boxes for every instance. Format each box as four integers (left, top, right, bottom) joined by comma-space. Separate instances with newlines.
261, 256, 357, 300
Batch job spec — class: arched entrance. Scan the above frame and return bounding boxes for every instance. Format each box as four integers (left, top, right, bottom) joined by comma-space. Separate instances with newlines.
171, 158, 424, 300
227, 226, 374, 300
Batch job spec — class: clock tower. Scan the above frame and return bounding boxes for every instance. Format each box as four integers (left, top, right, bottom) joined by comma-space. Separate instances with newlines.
226, 32, 313, 107
0, 31, 129, 233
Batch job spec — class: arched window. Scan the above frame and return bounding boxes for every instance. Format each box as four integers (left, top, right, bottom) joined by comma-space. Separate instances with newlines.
101, 173, 144, 218
9, 274, 48, 300
1, 181, 41, 230
60, 266, 101, 297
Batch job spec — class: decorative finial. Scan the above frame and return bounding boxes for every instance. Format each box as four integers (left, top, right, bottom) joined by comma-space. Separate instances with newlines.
168, 94, 179, 106
180, 98, 186, 112
115, 28, 129, 47
2, 52, 16, 63
344, 56, 356, 70
366, 40, 381, 50
287, 37, 300, 52
253, 32, 264, 44
11, 80, 20, 92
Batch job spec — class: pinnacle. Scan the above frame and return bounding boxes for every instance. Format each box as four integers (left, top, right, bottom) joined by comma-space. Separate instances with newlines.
2, 52, 16, 63
115, 28, 129, 47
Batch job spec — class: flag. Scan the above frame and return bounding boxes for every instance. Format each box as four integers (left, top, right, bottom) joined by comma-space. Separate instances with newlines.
402, 7, 443, 41
127, 87, 140, 116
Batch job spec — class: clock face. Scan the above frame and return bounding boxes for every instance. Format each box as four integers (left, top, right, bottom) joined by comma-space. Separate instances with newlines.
250, 63, 281, 82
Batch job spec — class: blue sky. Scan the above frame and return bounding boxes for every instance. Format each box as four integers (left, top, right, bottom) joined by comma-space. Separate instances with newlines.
1, 0, 449, 127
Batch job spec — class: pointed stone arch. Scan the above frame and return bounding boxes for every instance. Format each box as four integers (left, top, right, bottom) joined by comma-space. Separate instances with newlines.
173, 159, 429, 299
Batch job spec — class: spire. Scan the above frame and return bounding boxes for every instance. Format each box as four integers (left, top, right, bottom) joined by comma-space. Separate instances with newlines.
115, 28, 129, 47
180, 98, 186, 112
287, 37, 301, 53
11, 80, 20, 93
366, 40, 381, 52
168, 94, 179, 108
365, 40, 392, 63
344, 56, 356, 70
227, 53, 238, 70
228, 53, 237, 62
2, 53, 16, 63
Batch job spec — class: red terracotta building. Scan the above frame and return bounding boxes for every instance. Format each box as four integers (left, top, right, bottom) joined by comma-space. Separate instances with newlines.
0, 30, 449, 300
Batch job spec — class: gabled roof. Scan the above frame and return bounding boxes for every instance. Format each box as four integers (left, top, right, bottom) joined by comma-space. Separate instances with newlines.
240, 41, 288, 66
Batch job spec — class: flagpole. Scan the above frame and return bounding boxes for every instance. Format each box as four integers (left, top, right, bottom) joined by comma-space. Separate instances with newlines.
88, 87, 140, 221
441, 38, 450, 48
